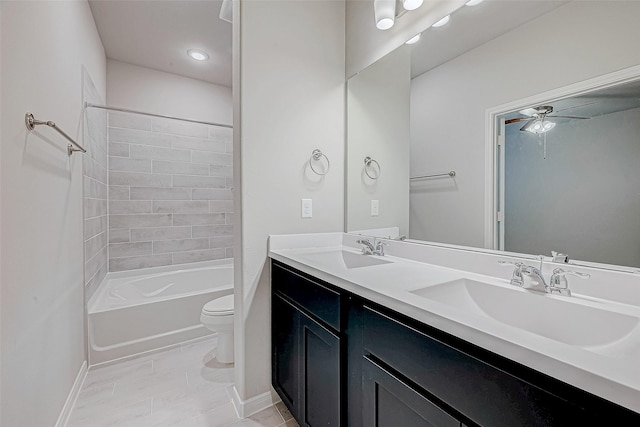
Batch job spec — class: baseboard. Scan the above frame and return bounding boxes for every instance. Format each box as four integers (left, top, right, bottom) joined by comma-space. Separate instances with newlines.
228, 384, 281, 418
55, 360, 88, 427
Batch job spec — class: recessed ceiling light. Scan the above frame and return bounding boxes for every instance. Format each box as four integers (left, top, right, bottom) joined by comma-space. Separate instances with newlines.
405, 33, 421, 45
432, 15, 450, 28
466, 0, 484, 6
187, 49, 209, 61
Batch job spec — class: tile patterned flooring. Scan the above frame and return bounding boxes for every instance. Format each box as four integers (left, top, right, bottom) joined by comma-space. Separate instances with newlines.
67, 337, 299, 427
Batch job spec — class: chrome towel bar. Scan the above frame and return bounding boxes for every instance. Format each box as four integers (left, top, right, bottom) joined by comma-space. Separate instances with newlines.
410, 171, 456, 180
25, 112, 86, 156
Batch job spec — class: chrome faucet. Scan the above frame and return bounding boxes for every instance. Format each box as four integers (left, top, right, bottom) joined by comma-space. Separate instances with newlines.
499, 260, 590, 296
357, 238, 387, 256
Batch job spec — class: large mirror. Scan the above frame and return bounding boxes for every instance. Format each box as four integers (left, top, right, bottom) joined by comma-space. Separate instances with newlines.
346, 0, 640, 270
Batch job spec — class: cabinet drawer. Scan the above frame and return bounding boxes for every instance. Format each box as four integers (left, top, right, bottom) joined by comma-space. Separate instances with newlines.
272, 262, 341, 331
363, 306, 582, 426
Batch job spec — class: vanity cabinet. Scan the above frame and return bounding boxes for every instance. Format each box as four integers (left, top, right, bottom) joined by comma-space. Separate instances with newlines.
272, 262, 342, 426
271, 260, 640, 427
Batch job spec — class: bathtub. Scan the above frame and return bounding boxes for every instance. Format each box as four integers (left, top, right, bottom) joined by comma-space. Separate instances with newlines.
88, 259, 233, 365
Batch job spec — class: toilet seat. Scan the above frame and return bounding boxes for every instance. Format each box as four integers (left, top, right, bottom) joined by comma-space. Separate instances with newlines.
202, 294, 234, 316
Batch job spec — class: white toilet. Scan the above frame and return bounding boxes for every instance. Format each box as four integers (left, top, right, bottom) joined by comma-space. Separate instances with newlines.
200, 294, 234, 364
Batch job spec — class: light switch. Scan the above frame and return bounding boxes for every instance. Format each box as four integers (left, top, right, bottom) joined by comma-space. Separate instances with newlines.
371, 200, 379, 216
301, 198, 312, 218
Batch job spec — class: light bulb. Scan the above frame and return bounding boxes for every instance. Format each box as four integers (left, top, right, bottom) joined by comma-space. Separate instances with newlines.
402, 0, 423, 11
432, 15, 450, 28
374, 0, 396, 30
405, 33, 421, 45
377, 18, 394, 30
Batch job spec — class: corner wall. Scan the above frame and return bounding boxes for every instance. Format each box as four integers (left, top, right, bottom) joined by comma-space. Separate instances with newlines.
0, 2, 106, 426
234, 0, 345, 409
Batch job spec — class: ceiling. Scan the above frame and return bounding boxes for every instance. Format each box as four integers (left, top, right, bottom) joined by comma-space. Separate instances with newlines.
411, 0, 568, 79
89, 0, 232, 87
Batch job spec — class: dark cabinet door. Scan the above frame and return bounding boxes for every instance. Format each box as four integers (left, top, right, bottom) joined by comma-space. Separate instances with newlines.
300, 313, 341, 426
272, 279, 341, 426
362, 356, 460, 427
272, 293, 300, 417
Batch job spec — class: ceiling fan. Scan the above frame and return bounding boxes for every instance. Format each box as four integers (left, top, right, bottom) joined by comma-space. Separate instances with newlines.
505, 105, 589, 133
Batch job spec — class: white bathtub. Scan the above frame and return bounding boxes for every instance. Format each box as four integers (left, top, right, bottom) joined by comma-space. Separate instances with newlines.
88, 259, 233, 365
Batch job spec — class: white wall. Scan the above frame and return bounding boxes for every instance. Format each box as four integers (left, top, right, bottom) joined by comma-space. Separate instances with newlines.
107, 59, 232, 125
504, 107, 640, 267
347, 46, 411, 235
0, 1, 106, 426
234, 0, 345, 409
410, 1, 640, 248
345, 0, 466, 77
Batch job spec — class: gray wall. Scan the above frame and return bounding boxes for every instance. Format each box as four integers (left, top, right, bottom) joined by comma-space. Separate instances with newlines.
505, 107, 640, 267
1, 2, 106, 426
107, 112, 233, 271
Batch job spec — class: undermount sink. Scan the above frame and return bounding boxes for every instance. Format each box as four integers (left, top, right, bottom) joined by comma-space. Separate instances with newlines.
410, 278, 639, 347
339, 251, 391, 268
296, 250, 392, 269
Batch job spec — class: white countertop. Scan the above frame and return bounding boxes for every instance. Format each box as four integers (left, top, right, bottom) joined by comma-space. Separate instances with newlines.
268, 233, 640, 413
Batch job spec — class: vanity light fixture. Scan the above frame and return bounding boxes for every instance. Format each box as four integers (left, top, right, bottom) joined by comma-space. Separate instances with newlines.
465, 0, 484, 6
187, 49, 209, 61
432, 14, 450, 28
402, 0, 423, 11
374, 0, 396, 30
405, 33, 421, 45
523, 119, 556, 134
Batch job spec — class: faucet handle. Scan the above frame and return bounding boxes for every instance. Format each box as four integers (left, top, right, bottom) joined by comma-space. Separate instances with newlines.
548, 268, 590, 296
375, 240, 388, 256
356, 238, 374, 255
498, 260, 526, 287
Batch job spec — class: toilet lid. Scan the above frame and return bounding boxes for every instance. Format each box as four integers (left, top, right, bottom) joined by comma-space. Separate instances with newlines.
203, 294, 234, 316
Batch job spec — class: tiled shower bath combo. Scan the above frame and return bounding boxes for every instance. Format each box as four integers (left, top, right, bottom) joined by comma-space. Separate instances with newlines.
106, 112, 234, 272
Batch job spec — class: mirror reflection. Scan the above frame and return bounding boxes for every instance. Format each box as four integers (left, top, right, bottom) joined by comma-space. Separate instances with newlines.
346, 0, 640, 269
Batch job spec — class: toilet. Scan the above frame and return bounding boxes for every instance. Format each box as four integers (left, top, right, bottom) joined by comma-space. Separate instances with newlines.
200, 294, 234, 363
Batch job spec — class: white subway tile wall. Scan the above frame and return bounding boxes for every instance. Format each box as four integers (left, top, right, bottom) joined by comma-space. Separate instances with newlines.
107, 112, 234, 272
83, 69, 108, 301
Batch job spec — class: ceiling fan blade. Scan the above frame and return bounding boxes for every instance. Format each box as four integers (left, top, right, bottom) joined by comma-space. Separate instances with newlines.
505, 117, 529, 124
554, 101, 597, 114
547, 115, 589, 119
519, 118, 535, 131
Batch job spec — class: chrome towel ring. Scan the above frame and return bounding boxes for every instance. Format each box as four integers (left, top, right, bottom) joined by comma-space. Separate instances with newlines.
364, 156, 381, 179
309, 149, 330, 176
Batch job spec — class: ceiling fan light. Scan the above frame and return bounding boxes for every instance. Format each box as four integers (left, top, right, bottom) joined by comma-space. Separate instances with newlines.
374, 0, 396, 30
525, 118, 555, 134
542, 120, 556, 131
432, 15, 450, 28
402, 0, 423, 11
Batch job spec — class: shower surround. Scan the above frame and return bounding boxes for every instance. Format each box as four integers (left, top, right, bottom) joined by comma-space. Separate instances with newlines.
107, 111, 233, 271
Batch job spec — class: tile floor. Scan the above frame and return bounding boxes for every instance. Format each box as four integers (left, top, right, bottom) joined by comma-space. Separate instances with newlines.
67, 337, 299, 427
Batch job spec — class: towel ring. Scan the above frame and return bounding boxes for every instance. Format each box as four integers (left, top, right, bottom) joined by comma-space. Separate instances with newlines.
309, 149, 330, 176
364, 156, 381, 179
